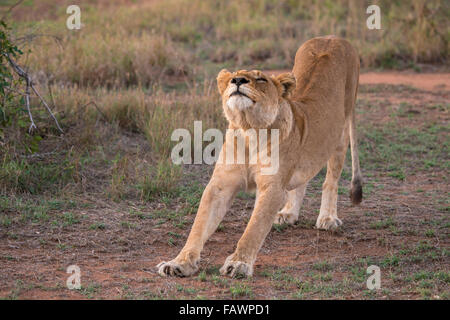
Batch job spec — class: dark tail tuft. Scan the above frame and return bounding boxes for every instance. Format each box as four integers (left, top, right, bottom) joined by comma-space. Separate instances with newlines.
350, 177, 363, 205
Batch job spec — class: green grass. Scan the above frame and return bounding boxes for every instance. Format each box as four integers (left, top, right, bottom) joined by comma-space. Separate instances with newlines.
211, 275, 229, 288
128, 209, 150, 220
425, 229, 436, 237
413, 271, 448, 282
312, 261, 333, 272
0, 196, 79, 226
176, 284, 198, 295
61, 212, 80, 227
77, 283, 101, 299
197, 271, 207, 282
0, 215, 12, 227
358, 122, 448, 178
229, 283, 252, 298
292, 281, 314, 299
269, 268, 299, 284
350, 266, 367, 283
139, 159, 182, 201
0, 156, 77, 194
370, 217, 396, 230
272, 223, 289, 233
176, 182, 204, 213
89, 222, 106, 230
313, 272, 333, 282
236, 191, 255, 200
380, 254, 400, 268
120, 221, 137, 229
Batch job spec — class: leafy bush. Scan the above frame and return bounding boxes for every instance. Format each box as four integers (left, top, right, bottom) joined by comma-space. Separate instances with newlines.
0, 20, 22, 125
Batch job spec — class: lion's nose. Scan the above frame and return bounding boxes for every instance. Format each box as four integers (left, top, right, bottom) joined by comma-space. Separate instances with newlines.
231, 77, 249, 86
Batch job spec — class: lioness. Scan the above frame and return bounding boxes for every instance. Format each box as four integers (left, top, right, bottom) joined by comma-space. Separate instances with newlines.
157, 36, 362, 278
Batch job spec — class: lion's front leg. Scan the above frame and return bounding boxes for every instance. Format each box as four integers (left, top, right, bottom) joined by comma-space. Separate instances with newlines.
157, 170, 244, 277
220, 184, 286, 278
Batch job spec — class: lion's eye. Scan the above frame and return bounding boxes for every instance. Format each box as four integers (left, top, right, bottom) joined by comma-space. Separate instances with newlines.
256, 78, 267, 83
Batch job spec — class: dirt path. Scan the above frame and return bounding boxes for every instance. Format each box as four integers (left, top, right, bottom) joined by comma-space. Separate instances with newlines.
268, 70, 450, 92
360, 72, 449, 91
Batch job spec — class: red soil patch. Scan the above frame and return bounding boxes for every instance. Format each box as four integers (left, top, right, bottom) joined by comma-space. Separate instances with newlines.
359, 72, 449, 92
267, 69, 450, 92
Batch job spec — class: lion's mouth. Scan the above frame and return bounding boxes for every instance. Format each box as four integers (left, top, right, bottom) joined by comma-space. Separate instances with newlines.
230, 90, 255, 102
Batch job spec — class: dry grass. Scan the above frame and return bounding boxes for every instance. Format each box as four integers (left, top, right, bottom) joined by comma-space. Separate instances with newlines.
48, 81, 224, 154
6, 0, 449, 88
1, 0, 448, 199
0, 80, 224, 198
1, 0, 448, 203
27, 32, 191, 87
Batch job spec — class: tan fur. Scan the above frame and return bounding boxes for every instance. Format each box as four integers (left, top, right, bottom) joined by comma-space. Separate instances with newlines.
157, 36, 362, 278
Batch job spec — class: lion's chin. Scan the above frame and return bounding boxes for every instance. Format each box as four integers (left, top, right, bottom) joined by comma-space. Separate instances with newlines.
226, 95, 254, 111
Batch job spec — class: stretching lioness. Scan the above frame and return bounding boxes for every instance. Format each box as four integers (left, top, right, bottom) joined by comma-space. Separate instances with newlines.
157, 36, 362, 278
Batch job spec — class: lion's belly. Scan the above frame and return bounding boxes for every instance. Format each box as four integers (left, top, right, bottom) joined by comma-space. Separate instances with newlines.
287, 109, 347, 190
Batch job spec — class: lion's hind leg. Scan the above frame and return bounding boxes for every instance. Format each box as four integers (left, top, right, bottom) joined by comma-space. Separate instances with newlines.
315, 129, 349, 230
274, 184, 306, 225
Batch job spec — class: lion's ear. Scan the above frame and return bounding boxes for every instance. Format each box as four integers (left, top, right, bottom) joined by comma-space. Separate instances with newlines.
275, 72, 296, 98
217, 69, 232, 95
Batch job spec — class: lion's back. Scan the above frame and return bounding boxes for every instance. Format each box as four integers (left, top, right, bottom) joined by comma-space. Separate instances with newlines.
291, 36, 359, 105
289, 36, 360, 173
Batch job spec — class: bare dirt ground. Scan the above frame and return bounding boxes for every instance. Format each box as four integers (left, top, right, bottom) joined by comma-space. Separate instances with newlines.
0, 71, 449, 300
269, 69, 450, 92
360, 72, 450, 92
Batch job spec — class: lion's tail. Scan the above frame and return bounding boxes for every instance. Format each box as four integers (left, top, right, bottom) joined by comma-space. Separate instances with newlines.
349, 84, 363, 205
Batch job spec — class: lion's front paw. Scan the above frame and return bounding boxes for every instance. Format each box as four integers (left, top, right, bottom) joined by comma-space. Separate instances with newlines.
315, 215, 342, 230
220, 256, 253, 278
274, 211, 298, 225
157, 259, 198, 277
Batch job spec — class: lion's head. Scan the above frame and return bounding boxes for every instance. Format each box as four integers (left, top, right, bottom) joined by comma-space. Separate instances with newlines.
217, 69, 296, 130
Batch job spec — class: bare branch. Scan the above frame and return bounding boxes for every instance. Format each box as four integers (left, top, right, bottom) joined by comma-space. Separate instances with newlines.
4, 52, 36, 133
31, 83, 63, 133
3, 52, 36, 133
24, 75, 36, 133
3, 52, 28, 78
3, 52, 64, 134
